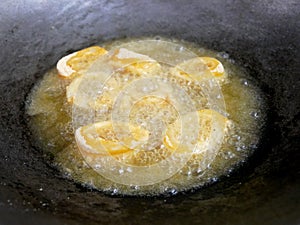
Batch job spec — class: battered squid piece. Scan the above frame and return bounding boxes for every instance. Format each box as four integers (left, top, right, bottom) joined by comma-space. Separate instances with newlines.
164, 110, 228, 151
75, 121, 149, 156
170, 57, 227, 84
64, 47, 162, 108
57, 46, 108, 79
109, 48, 161, 76
56, 46, 108, 105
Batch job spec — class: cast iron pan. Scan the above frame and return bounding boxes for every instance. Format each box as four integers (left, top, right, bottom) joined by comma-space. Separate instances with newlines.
0, 0, 299, 224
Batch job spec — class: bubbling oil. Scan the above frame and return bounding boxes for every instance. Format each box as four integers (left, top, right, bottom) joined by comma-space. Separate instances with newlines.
26, 37, 265, 196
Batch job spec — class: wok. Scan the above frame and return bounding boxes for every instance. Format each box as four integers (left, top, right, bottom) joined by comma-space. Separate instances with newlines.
0, 0, 299, 224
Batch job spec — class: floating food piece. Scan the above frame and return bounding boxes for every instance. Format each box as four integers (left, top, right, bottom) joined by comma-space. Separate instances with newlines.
164, 109, 229, 154
75, 121, 149, 157
170, 57, 226, 83
108, 48, 162, 76
66, 48, 162, 106
57, 46, 108, 79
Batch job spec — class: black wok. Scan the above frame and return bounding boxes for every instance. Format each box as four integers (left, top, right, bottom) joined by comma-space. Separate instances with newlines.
0, 0, 299, 224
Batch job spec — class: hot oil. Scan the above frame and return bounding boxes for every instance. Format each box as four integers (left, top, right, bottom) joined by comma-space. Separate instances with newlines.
26, 37, 265, 196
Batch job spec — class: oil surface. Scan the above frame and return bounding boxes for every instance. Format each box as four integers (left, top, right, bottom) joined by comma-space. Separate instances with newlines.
26, 37, 265, 196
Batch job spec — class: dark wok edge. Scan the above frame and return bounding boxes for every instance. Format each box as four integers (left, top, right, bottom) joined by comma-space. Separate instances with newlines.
0, 0, 299, 225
